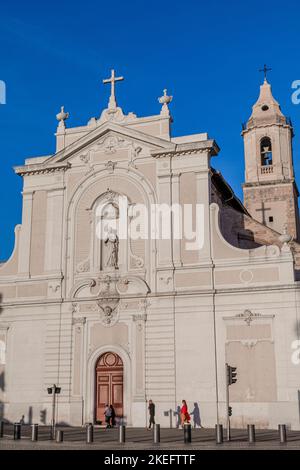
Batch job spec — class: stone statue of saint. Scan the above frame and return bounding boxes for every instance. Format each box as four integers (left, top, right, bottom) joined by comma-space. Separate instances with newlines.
104, 228, 119, 269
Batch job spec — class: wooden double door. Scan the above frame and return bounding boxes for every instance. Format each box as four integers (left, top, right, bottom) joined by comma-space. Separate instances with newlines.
95, 352, 124, 423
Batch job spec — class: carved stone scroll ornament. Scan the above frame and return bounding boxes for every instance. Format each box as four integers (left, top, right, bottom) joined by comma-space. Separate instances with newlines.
236, 309, 262, 326
95, 272, 120, 326
76, 259, 90, 273
98, 135, 125, 155
71, 302, 80, 314
128, 143, 142, 169
48, 282, 61, 294
80, 152, 90, 164
79, 151, 94, 174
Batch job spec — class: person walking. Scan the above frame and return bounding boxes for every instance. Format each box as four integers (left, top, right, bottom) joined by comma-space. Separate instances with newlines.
180, 399, 190, 427
148, 399, 155, 430
110, 404, 116, 427
104, 404, 112, 428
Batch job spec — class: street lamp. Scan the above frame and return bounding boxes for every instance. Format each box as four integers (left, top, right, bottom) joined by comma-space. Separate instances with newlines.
47, 384, 61, 439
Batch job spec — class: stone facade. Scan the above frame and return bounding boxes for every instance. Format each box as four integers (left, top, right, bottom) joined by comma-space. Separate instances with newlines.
243, 182, 300, 241
0, 75, 300, 429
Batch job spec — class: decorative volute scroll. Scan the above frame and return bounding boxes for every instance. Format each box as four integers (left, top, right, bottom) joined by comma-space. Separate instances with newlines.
71, 273, 150, 299
70, 278, 97, 299
116, 276, 150, 295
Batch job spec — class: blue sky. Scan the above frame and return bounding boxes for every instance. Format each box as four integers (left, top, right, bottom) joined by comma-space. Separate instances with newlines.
1, 0, 300, 260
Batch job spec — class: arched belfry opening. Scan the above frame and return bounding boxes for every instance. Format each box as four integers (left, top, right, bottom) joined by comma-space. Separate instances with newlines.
260, 137, 272, 166
95, 352, 124, 424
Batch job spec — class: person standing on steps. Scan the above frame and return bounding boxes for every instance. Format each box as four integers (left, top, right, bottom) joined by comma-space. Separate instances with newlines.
148, 399, 155, 430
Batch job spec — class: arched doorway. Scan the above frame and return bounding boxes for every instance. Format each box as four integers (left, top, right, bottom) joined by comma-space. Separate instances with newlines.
95, 352, 124, 423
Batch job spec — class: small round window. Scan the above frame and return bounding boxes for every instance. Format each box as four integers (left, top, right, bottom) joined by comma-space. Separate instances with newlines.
261, 105, 269, 111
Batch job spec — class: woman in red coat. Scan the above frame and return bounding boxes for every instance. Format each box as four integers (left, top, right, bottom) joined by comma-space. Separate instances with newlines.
180, 400, 190, 426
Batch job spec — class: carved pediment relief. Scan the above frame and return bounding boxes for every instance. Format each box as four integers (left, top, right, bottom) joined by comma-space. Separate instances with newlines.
63, 131, 150, 171
48, 122, 174, 165
97, 134, 128, 154
70, 273, 150, 300
14, 122, 175, 176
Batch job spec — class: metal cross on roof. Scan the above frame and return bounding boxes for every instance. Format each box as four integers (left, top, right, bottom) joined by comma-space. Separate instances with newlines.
259, 64, 272, 81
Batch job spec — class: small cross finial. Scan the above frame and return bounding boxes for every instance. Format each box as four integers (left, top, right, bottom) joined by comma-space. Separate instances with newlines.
103, 69, 124, 110
259, 64, 272, 82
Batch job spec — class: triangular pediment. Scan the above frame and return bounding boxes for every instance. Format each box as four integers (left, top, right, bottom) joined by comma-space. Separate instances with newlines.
44, 121, 175, 168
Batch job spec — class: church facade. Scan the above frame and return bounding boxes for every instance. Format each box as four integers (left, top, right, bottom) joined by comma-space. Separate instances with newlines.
1, 71, 300, 429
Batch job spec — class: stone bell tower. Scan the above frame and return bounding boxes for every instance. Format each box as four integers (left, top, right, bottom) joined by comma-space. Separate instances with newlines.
242, 72, 300, 240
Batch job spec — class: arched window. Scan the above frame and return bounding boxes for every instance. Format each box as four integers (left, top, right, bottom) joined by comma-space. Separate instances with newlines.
260, 137, 272, 166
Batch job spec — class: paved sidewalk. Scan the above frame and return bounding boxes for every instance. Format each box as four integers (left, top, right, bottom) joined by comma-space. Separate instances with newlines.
0, 426, 300, 450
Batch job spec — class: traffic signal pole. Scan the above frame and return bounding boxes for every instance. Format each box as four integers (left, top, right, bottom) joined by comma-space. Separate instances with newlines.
225, 363, 237, 441
47, 384, 61, 440
225, 363, 230, 441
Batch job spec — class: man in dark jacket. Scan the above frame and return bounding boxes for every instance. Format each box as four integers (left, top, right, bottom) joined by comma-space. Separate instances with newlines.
148, 399, 155, 430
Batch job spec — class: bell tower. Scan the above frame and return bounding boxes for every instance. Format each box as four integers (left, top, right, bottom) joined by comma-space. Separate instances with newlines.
242, 73, 300, 240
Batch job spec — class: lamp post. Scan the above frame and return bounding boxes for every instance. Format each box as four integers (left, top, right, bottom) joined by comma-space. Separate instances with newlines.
47, 384, 61, 440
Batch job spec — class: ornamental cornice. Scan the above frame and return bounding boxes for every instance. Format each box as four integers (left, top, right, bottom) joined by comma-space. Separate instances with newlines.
151, 139, 219, 159
14, 162, 70, 176
241, 122, 292, 136
152, 149, 207, 158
